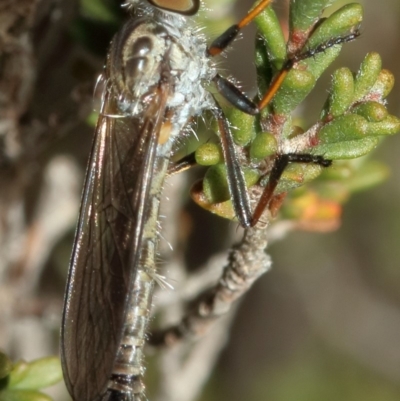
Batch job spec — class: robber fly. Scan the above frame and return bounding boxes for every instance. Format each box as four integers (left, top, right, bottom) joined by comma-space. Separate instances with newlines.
61, 0, 360, 400
60, 1, 252, 400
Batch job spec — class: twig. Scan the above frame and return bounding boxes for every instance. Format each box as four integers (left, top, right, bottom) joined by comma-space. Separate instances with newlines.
149, 226, 272, 346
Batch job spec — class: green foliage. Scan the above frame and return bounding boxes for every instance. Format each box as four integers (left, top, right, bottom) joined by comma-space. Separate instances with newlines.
80, 0, 120, 23
0, 352, 62, 401
202, 164, 260, 204
196, 143, 223, 166
250, 132, 278, 161
0, 353, 12, 381
229, 108, 257, 146
193, 0, 399, 228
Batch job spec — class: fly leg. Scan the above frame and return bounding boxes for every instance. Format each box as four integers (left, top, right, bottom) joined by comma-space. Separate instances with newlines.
208, 12, 359, 227
167, 152, 197, 176
172, 4, 360, 227
250, 154, 332, 226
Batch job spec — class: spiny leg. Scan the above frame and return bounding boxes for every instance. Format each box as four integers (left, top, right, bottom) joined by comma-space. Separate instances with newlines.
250, 154, 332, 227
208, 0, 274, 57
212, 30, 361, 115
208, 0, 360, 111
246, 34, 360, 225
212, 104, 253, 228
173, 30, 360, 174
211, 30, 359, 227
257, 30, 361, 110
167, 152, 197, 176
167, 0, 273, 204
173, 4, 360, 227
148, 2, 359, 351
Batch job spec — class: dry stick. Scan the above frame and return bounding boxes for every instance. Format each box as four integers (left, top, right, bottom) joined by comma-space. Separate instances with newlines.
149, 226, 272, 346
154, 311, 237, 401
154, 168, 239, 401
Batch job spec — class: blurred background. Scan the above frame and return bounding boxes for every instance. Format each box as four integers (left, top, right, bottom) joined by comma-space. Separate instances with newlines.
0, 0, 399, 400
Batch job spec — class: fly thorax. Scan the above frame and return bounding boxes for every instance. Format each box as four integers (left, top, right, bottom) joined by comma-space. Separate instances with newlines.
161, 23, 214, 131
107, 19, 172, 115
107, 15, 213, 120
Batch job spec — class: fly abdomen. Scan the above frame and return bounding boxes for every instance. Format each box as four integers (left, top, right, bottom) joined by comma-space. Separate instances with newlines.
106, 153, 169, 400
102, 373, 143, 401
107, 247, 156, 398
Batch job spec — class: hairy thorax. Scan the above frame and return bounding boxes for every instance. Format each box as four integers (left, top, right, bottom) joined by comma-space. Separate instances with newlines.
106, 12, 215, 138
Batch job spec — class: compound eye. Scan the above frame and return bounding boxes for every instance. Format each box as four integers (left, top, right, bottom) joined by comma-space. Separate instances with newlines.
147, 0, 199, 16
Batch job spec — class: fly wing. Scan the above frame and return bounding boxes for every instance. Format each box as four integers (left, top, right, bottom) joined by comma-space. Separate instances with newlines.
61, 83, 169, 401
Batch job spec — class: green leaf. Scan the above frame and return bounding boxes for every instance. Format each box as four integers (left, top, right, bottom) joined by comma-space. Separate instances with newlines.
228, 108, 256, 146
370, 69, 395, 98
312, 136, 380, 160
274, 163, 326, 194
250, 132, 277, 161
80, 0, 119, 23
9, 357, 62, 391
302, 44, 343, 82
203, 164, 230, 203
353, 52, 382, 100
0, 390, 52, 401
195, 143, 222, 166
318, 114, 368, 143
290, 0, 335, 32
353, 101, 388, 122
307, 3, 363, 48
255, 6, 287, 70
202, 164, 260, 204
194, 0, 399, 223
272, 69, 315, 114
366, 115, 400, 136
86, 111, 99, 127
0, 353, 12, 380
328, 67, 354, 117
